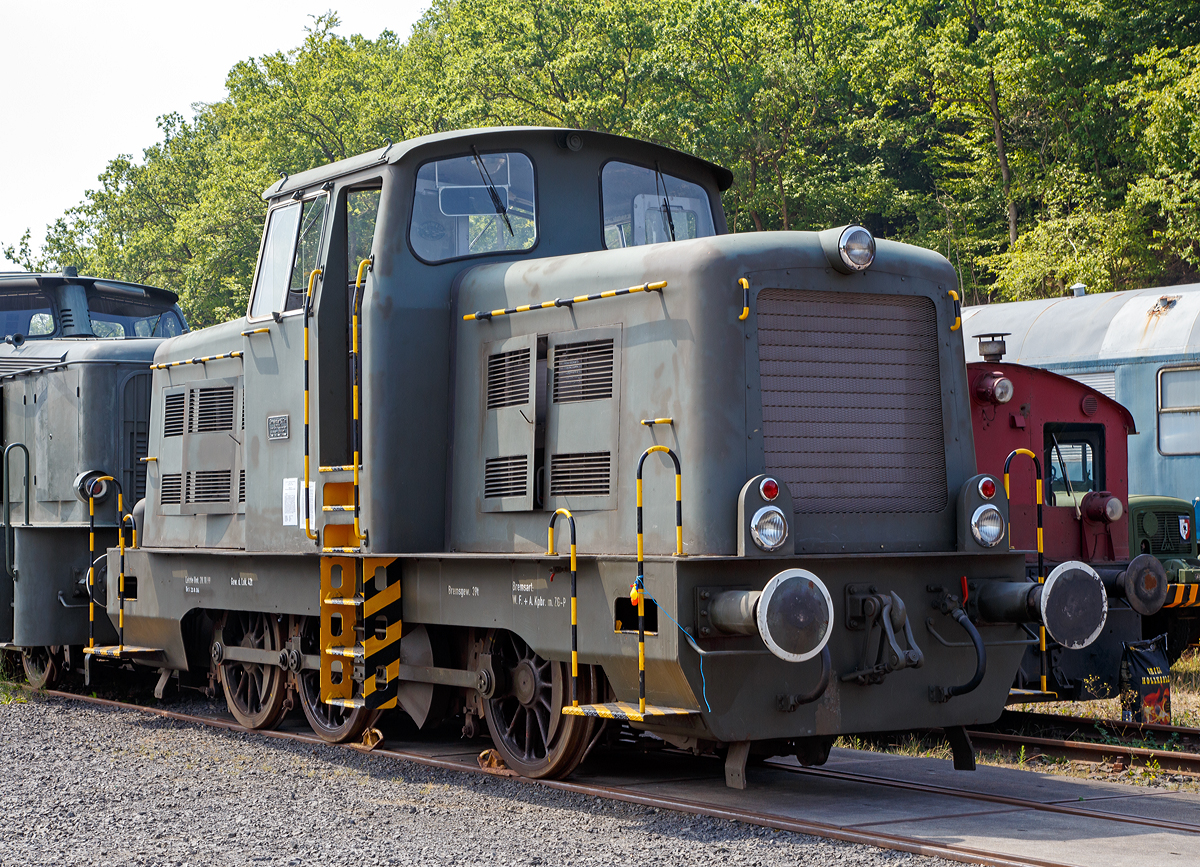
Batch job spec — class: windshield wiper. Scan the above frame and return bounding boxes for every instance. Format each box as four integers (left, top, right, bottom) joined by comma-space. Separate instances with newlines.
472, 146, 514, 237
655, 162, 677, 242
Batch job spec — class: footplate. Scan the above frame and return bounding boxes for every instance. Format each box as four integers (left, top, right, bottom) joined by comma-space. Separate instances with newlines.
562, 702, 700, 723
319, 556, 399, 711
83, 645, 165, 661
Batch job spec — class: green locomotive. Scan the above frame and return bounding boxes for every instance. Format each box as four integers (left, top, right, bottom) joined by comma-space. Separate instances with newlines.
3, 128, 1108, 787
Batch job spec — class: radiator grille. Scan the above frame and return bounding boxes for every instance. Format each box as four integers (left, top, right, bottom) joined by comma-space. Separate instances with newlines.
160, 473, 182, 505
1148, 511, 1192, 556
549, 452, 611, 497
163, 393, 186, 437
189, 386, 236, 433
486, 348, 531, 410
187, 469, 232, 504
758, 289, 946, 514
553, 339, 614, 403
484, 456, 527, 499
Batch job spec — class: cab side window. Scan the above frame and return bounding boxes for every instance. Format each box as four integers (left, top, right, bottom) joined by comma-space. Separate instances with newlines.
249, 195, 328, 319
0, 289, 55, 338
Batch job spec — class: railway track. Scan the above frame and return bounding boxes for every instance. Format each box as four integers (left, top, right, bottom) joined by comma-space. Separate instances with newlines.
965, 709, 1200, 774
12, 682, 1200, 867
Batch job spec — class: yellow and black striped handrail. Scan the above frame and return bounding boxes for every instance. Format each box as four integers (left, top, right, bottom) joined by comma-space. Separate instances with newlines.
463, 281, 667, 322
738, 278, 750, 321
632, 445, 684, 714
302, 268, 322, 543
640, 418, 673, 427
547, 509, 579, 708
241, 326, 270, 337
85, 476, 125, 651
350, 257, 372, 547
150, 351, 243, 371
1004, 448, 1048, 693
948, 289, 962, 331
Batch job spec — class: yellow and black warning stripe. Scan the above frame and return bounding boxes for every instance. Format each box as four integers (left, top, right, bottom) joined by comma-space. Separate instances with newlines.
150, 351, 243, 370
561, 702, 699, 723
463, 281, 667, 321
1164, 584, 1200, 608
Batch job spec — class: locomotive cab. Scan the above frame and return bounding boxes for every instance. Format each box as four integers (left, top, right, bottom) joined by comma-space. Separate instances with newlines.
101, 127, 1107, 786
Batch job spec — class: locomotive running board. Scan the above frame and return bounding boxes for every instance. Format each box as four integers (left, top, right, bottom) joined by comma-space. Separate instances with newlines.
562, 702, 700, 723
319, 555, 400, 711
83, 645, 165, 661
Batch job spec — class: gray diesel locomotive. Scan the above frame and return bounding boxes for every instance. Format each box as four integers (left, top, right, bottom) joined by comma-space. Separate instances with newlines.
2, 128, 1108, 787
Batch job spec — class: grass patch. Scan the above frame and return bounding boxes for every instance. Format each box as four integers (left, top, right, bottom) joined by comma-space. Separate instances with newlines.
0, 651, 27, 705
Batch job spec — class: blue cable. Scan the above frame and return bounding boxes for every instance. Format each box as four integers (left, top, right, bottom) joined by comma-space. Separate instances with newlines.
641, 583, 712, 713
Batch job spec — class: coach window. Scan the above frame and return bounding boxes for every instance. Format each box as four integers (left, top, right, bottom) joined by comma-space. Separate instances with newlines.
409, 152, 536, 263
248, 194, 328, 319
1159, 367, 1200, 455
1044, 424, 1105, 507
601, 162, 716, 249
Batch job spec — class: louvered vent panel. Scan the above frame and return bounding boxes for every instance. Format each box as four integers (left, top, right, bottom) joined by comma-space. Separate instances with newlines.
190, 387, 236, 433
486, 348, 531, 410
549, 452, 611, 497
187, 470, 232, 504
757, 289, 947, 515
553, 340, 614, 403
0, 357, 60, 375
239, 469, 246, 503
163, 393, 186, 437
483, 456, 527, 499
160, 474, 182, 505
133, 433, 149, 500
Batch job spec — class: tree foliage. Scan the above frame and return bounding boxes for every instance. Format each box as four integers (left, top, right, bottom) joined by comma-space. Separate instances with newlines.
6, 4, 1200, 325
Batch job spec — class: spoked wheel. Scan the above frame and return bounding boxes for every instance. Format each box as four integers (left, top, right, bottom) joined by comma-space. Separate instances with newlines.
217, 611, 287, 730
295, 616, 380, 742
21, 646, 63, 690
484, 629, 594, 779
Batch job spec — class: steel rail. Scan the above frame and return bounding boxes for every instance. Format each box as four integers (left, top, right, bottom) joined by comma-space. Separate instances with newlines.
5, 684, 1184, 867
965, 728, 1200, 775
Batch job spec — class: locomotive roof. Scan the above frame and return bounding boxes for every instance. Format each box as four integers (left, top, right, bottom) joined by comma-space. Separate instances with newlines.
962, 282, 1200, 364
261, 126, 736, 200
0, 271, 180, 306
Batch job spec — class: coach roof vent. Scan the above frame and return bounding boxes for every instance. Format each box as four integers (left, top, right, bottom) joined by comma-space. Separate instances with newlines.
975, 333, 1009, 363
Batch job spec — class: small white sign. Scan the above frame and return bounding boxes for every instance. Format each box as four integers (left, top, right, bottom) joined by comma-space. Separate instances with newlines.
1181, 515, 1192, 541
307, 484, 317, 526
282, 477, 298, 526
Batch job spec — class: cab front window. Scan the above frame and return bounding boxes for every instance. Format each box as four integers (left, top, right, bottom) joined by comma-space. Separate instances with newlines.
601, 162, 716, 249
409, 152, 537, 263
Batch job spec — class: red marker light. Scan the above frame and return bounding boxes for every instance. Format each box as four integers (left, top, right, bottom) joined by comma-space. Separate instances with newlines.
979, 478, 996, 499
760, 478, 780, 501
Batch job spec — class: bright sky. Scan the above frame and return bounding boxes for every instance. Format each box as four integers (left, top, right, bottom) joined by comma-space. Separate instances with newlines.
0, 1, 430, 270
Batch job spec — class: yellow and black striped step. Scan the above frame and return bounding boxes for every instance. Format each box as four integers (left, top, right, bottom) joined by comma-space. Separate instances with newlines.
83, 645, 165, 660
561, 702, 700, 723
1164, 584, 1200, 608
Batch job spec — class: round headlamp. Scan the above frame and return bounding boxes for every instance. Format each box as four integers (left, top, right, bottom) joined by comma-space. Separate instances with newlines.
751, 505, 789, 551
971, 504, 1005, 547
991, 377, 1014, 404
838, 226, 876, 271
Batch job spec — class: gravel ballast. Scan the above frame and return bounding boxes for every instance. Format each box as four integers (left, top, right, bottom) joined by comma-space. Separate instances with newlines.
0, 690, 953, 867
